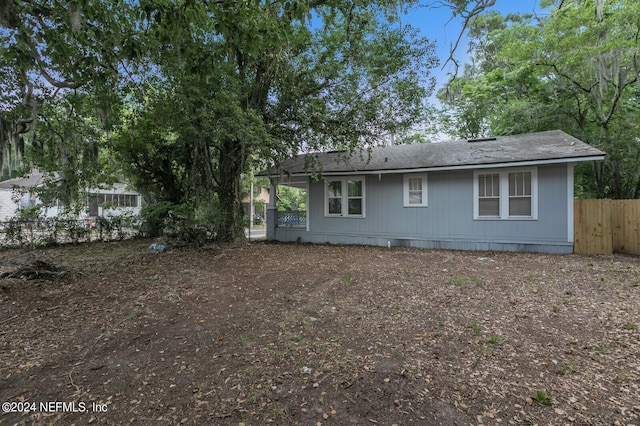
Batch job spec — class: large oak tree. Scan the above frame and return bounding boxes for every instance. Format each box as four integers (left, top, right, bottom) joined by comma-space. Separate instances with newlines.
2, 0, 442, 240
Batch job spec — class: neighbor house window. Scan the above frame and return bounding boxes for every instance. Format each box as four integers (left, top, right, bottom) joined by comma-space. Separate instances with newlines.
474, 168, 537, 220
403, 174, 428, 207
325, 177, 365, 217
95, 193, 140, 208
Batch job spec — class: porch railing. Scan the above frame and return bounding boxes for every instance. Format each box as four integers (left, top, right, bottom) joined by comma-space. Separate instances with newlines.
277, 210, 306, 227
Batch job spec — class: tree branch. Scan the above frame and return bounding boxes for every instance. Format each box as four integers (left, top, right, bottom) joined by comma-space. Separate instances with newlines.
16, 70, 37, 134
534, 61, 597, 94
427, 0, 497, 72
36, 59, 85, 89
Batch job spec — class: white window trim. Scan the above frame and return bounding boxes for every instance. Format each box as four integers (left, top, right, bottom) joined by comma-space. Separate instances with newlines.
403, 173, 428, 207
324, 176, 366, 218
473, 168, 538, 220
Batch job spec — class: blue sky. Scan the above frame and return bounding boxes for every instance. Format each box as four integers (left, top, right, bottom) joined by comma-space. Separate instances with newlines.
404, 0, 548, 94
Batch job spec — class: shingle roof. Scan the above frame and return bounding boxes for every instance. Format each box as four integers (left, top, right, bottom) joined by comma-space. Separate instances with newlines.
0, 174, 137, 193
258, 130, 605, 177
0, 173, 46, 189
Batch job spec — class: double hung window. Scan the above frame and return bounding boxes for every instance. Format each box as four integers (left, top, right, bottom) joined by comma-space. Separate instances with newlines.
474, 169, 537, 219
325, 177, 365, 217
403, 174, 428, 207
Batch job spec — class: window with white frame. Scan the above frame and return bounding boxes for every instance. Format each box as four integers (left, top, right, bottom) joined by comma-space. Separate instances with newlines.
325, 177, 365, 217
478, 173, 500, 216
474, 168, 537, 219
509, 171, 532, 216
327, 181, 342, 215
93, 193, 140, 208
403, 174, 428, 207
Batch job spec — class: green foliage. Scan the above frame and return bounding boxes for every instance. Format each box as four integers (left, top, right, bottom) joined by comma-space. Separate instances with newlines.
139, 201, 176, 239
0, 209, 136, 248
139, 200, 223, 246
487, 333, 501, 344
3, 0, 440, 242
467, 320, 482, 335
3, 208, 39, 247
111, 0, 438, 240
447, 275, 468, 286
437, 0, 640, 199
531, 390, 551, 405
0, 0, 133, 190
277, 186, 306, 211
94, 214, 136, 241
344, 273, 353, 285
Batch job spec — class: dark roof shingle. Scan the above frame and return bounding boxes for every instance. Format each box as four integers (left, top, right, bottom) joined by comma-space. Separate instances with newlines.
258, 130, 605, 177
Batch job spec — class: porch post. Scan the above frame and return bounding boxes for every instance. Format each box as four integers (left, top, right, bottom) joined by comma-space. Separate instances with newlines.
266, 180, 278, 241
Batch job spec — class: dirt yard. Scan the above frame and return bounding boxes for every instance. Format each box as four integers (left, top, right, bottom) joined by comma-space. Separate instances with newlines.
1, 239, 639, 425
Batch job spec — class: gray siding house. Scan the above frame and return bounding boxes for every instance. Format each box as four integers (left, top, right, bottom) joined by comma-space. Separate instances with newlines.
258, 130, 605, 254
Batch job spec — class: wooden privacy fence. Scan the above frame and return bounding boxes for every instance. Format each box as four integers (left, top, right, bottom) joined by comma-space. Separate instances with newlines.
574, 199, 640, 255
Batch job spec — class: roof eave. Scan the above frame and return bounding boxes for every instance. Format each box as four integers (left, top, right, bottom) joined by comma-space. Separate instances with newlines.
258, 154, 606, 179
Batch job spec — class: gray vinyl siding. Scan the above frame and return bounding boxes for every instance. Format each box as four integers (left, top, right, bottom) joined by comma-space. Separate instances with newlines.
275, 164, 573, 253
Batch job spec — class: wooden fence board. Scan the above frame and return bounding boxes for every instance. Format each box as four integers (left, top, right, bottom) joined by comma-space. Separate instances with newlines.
574, 199, 612, 255
615, 200, 640, 255
575, 199, 640, 255
612, 200, 624, 253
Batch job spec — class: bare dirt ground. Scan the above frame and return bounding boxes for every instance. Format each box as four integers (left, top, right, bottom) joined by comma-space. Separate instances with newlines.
1, 239, 639, 425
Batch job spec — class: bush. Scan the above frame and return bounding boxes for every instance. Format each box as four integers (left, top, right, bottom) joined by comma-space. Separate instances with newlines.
0, 208, 140, 248
139, 201, 222, 246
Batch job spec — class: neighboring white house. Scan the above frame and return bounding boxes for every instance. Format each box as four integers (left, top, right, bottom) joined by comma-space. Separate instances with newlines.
0, 171, 142, 221
86, 183, 142, 218
0, 173, 43, 220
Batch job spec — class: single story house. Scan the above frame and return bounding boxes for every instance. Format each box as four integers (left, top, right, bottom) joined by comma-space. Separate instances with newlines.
257, 130, 605, 254
0, 171, 142, 221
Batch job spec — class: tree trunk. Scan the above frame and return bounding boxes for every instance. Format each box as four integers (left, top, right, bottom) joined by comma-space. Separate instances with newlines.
217, 137, 245, 242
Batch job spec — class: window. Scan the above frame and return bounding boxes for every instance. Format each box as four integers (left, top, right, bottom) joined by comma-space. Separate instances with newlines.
403, 174, 428, 207
347, 180, 363, 215
327, 181, 342, 214
509, 172, 531, 216
478, 173, 500, 216
96, 193, 139, 208
474, 168, 537, 220
325, 177, 365, 217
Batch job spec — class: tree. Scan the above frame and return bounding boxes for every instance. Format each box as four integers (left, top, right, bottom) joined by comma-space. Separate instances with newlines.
0, 0, 136, 201
6, 1, 524, 241
111, 0, 438, 241
436, 0, 614, 78
438, 0, 640, 198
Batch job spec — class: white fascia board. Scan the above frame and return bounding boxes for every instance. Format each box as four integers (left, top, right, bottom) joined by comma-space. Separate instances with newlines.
263, 155, 605, 179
